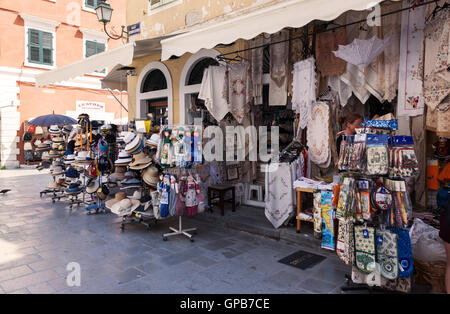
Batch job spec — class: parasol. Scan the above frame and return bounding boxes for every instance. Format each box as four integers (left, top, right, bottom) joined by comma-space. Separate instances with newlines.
333, 36, 391, 70
28, 112, 77, 126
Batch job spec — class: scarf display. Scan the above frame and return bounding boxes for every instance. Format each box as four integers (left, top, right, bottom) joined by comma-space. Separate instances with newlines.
269, 30, 289, 106
397, 0, 426, 117
292, 57, 317, 129
315, 27, 347, 77
198, 65, 229, 122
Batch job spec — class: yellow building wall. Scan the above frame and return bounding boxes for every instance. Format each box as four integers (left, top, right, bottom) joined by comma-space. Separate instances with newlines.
127, 0, 283, 40
128, 39, 248, 122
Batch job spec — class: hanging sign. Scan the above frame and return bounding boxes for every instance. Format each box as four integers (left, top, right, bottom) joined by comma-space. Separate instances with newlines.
127, 23, 141, 36
76, 101, 105, 113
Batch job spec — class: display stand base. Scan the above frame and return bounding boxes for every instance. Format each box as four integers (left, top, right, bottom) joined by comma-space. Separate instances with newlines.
162, 216, 197, 242
340, 274, 401, 294
120, 214, 157, 231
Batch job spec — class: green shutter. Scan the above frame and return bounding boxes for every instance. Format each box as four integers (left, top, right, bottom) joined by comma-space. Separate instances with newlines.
28, 29, 53, 65
86, 0, 97, 9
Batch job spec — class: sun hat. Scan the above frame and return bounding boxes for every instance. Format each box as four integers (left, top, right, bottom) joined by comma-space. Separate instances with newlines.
49, 125, 61, 134
128, 139, 144, 155
47, 181, 60, 189
96, 183, 110, 200
123, 132, 136, 145
142, 166, 159, 188
52, 136, 65, 143
146, 133, 160, 148
65, 182, 81, 194
62, 125, 73, 135
125, 134, 141, 153
115, 150, 133, 165
110, 198, 140, 217
129, 152, 151, 168
110, 166, 127, 181
48, 150, 61, 158
120, 177, 142, 190
34, 139, 42, 146
64, 154, 76, 164
50, 166, 64, 175
85, 179, 100, 194
105, 191, 127, 210
65, 167, 79, 178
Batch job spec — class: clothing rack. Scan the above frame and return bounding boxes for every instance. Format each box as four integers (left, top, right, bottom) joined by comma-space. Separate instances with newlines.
215, 0, 440, 59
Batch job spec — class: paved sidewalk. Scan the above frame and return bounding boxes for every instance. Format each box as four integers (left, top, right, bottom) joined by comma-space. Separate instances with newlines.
0, 169, 353, 294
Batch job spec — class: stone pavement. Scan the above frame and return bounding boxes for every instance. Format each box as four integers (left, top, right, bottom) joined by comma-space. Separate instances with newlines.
0, 169, 354, 294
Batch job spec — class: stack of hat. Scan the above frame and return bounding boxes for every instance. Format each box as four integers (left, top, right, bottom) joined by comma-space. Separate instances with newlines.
64, 154, 76, 165
49, 125, 61, 135
120, 171, 142, 190
124, 132, 143, 155
52, 135, 65, 144
65, 182, 82, 195
48, 150, 61, 158
128, 191, 152, 212
36, 140, 51, 152
129, 152, 152, 171
75, 151, 93, 164
142, 166, 159, 188
106, 192, 140, 217
47, 177, 66, 189
146, 133, 160, 148
115, 150, 132, 166
109, 166, 127, 182
50, 164, 65, 176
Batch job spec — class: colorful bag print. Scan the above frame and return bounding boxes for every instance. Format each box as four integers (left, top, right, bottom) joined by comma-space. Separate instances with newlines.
376, 229, 399, 280
354, 225, 376, 274
320, 191, 335, 251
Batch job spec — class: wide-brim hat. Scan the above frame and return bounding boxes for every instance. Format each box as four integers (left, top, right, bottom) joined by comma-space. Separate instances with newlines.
115, 150, 132, 165
142, 166, 159, 187
110, 198, 140, 217
47, 181, 60, 189
52, 137, 65, 143
129, 190, 142, 200
65, 183, 81, 194
110, 166, 126, 181
129, 152, 152, 168
130, 162, 151, 171
147, 133, 160, 147
65, 167, 79, 178
123, 132, 136, 145
125, 135, 141, 153
62, 125, 73, 135
48, 150, 61, 157
49, 125, 61, 133
85, 180, 100, 194
105, 191, 127, 210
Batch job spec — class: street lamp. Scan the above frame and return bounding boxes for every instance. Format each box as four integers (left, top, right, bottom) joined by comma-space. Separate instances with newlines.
95, 0, 128, 40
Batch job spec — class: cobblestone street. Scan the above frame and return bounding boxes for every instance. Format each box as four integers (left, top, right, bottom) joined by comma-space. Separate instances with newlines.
0, 169, 352, 294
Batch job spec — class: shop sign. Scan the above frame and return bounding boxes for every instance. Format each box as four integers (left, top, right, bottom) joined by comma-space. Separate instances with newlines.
76, 101, 105, 113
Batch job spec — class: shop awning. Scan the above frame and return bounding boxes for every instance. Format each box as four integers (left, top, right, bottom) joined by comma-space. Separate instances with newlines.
35, 35, 176, 88
161, 0, 395, 61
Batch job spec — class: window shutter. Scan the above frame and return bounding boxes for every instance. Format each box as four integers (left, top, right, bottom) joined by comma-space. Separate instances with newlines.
41, 31, 53, 65
97, 43, 105, 54
86, 40, 96, 58
28, 29, 41, 63
86, 0, 95, 7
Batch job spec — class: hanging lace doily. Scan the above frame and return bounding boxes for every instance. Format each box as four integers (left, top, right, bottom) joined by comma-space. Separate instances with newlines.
307, 102, 330, 165
292, 57, 317, 129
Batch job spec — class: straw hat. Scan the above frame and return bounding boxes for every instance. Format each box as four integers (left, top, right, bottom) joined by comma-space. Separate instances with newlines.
105, 191, 127, 210
129, 152, 152, 170
85, 179, 100, 194
96, 183, 110, 200
48, 150, 61, 158
64, 154, 76, 164
146, 133, 160, 148
125, 134, 141, 154
123, 132, 136, 144
62, 125, 73, 135
52, 136, 65, 143
115, 150, 132, 165
142, 166, 159, 188
47, 181, 60, 189
110, 166, 127, 181
110, 198, 140, 217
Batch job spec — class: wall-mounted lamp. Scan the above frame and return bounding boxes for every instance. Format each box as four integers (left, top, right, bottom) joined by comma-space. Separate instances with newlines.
96, 0, 128, 40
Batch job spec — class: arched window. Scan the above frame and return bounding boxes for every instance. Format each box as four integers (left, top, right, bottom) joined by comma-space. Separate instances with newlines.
136, 62, 173, 125
179, 49, 222, 124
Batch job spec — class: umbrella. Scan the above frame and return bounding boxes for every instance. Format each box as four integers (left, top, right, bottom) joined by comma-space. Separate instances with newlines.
28, 113, 77, 126
333, 36, 391, 70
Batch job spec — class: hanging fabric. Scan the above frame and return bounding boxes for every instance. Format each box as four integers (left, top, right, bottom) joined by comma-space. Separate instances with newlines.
328, 75, 353, 107
292, 57, 317, 129
269, 30, 289, 106
224, 62, 252, 124
198, 65, 229, 122
250, 34, 269, 105
264, 163, 294, 229
307, 102, 330, 165
397, 0, 426, 117
315, 27, 347, 77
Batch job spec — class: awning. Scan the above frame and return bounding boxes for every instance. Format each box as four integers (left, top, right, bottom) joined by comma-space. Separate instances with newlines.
161, 0, 393, 61
36, 42, 135, 88
36, 35, 176, 88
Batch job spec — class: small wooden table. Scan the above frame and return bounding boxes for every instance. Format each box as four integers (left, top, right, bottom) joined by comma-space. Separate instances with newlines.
208, 184, 236, 216
295, 187, 315, 233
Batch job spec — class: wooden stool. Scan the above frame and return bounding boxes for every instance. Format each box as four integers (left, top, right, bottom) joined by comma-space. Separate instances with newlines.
208, 184, 236, 216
